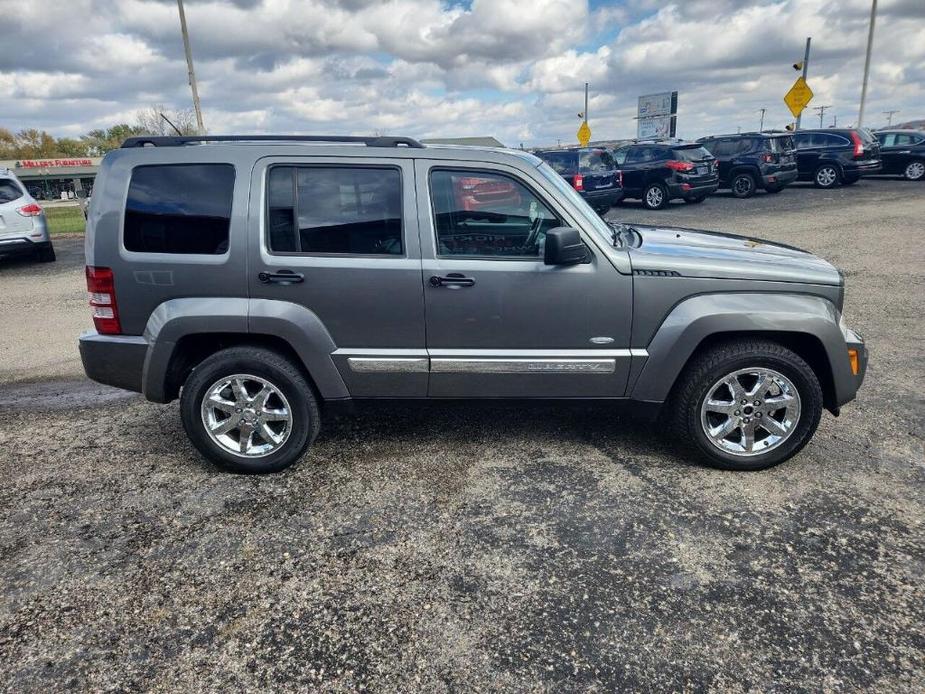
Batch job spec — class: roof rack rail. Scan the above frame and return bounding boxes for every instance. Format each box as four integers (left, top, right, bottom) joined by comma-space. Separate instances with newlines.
120, 135, 425, 149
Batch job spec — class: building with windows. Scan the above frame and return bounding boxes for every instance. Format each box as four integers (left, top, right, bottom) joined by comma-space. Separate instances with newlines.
0, 157, 101, 200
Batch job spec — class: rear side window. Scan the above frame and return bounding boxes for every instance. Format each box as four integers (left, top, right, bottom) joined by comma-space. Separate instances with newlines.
538, 151, 578, 174
767, 137, 794, 152
702, 139, 733, 157
124, 164, 235, 255
267, 166, 402, 255
579, 149, 615, 172
0, 179, 24, 204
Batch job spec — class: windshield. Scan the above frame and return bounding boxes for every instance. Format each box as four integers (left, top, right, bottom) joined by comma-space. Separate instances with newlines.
535, 162, 615, 245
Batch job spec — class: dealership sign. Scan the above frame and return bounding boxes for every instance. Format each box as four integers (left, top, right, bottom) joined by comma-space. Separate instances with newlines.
17, 158, 93, 168
636, 91, 678, 139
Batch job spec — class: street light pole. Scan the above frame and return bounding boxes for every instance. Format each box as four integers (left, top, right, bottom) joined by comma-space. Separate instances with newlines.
758, 108, 766, 132
177, 0, 205, 133
795, 37, 811, 131
858, 0, 878, 128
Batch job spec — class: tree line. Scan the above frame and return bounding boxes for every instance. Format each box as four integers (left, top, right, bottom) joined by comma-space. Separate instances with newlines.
0, 106, 199, 160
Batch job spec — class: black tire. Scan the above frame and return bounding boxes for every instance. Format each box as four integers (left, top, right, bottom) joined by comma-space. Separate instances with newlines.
684, 196, 706, 204
36, 243, 56, 263
180, 346, 320, 473
813, 164, 841, 188
668, 339, 823, 471
903, 160, 925, 181
642, 182, 669, 210
731, 172, 756, 198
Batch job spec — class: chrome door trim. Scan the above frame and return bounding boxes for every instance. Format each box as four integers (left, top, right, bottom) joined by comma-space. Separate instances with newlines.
347, 357, 429, 373
431, 358, 615, 374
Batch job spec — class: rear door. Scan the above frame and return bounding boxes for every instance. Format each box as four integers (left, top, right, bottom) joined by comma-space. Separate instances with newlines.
616, 146, 648, 194
876, 133, 900, 172
414, 158, 634, 398
248, 156, 427, 397
794, 132, 819, 175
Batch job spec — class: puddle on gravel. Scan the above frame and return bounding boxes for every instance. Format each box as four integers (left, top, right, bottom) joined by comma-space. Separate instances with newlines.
0, 379, 139, 410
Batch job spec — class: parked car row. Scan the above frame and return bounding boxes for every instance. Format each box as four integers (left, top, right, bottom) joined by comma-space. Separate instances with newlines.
534, 127, 924, 212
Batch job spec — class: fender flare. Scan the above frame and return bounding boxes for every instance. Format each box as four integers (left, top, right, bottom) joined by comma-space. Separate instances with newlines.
629, 292, 855, 405
141, 297, 348, 402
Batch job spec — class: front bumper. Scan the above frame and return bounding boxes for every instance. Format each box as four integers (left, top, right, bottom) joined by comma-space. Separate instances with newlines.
79, 331, 148, 393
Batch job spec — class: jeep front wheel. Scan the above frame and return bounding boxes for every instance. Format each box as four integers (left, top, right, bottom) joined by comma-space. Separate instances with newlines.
180, 346, 320, 473
669, 340, 823, 471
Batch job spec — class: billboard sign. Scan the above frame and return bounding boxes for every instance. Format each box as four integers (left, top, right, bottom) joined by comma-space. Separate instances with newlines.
637, 91, 678, 139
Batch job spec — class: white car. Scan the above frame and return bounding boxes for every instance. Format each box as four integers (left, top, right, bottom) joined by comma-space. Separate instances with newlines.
0, 169, 55, 262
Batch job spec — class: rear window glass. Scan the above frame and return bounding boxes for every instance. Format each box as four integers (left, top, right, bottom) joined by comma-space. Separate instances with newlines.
267, 166, 402, 255
856, 128, 877, 144
579, 149, 615, 172
124, 164, 235, 255
0, 179, 23, 204
766, 136, 794, 152
672, 146, 713, 161
537, 151, 579, 174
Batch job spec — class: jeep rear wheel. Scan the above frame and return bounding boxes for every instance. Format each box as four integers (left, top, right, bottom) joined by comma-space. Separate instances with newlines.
180, 346, 320, 473
668, 340, 823, 471
731, 172, 756, 198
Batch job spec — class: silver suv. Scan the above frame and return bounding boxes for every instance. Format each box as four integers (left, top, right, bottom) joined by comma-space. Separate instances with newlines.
78, 135, 867, 473
0, 168, 55, 263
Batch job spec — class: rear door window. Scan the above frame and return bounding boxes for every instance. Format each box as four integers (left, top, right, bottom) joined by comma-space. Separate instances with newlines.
767, 137, 794, 152
267, 166, 403, 255
0, 179, 24, 204
124, 164, 235, 255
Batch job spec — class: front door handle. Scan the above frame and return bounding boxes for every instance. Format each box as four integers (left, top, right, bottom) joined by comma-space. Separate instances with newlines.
429, 273, 475, 288
258, 270, 304, 285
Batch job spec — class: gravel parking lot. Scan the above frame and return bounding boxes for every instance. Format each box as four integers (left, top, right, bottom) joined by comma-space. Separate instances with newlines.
0, 179, 922, 691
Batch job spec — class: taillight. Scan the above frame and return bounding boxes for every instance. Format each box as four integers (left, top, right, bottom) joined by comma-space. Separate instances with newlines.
665, 160, 694, 172
761, 153, 774, 163
572, 174, 584, 191
86, 266, 121, 334
17, 202, 42, 217
850, 131, 864, 158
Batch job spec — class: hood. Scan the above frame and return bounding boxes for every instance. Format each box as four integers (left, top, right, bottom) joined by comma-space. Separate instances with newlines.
626, 224, 842, 286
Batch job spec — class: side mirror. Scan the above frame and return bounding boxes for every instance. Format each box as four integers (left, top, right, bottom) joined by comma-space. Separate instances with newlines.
544, 227, 589, 265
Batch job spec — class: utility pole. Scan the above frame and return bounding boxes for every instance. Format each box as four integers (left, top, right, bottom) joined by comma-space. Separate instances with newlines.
883, 109, 899, 126
858, 0, 878, 128
177, 0, 205, 133
813, 105, 831, 128
795, 37, 811, 131
758, 108, 766, 132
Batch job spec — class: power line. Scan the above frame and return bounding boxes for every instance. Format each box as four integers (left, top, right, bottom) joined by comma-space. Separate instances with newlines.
813, 105, 832, 128
883, 109, 900, 126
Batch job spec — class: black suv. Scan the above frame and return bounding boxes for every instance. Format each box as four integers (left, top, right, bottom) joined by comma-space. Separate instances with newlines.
611, 142, 718, 209
698, 133, 797, 197
533, 147, 623, 213
873, 130, 925, 181
793, 128, 882, 188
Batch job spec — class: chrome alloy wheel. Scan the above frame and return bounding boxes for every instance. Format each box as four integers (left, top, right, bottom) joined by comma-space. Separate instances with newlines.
200, 374, 293, 457
645, 186, 664, 207
905, 161, 924, 180
699, 367, 802, 457
816, 166, 838, 187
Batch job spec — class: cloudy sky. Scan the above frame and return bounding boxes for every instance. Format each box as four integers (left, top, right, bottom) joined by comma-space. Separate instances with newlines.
1, 0, 922, 146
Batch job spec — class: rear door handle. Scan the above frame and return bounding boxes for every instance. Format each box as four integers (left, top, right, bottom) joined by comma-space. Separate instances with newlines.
429, 273, 475, 288
258, 270, 304, 284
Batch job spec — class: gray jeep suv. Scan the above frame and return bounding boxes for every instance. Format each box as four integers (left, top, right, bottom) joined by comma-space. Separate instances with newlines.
79, 135, 867, 473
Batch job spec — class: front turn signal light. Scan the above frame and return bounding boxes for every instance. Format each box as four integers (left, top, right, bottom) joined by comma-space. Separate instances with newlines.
848, 348, 859, 376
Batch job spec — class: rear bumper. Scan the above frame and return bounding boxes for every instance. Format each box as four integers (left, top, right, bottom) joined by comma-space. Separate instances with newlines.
669, 180, 718, 199
845, 160, 882, 176
762, 168, 798, 187
0, 237, 51, 258
581, 188, 623, 207
79, 331, 148, 393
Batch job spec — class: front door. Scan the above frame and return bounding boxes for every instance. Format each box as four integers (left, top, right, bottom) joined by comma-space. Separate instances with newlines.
414, 160, 634, 398
248, 156, 427, 397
